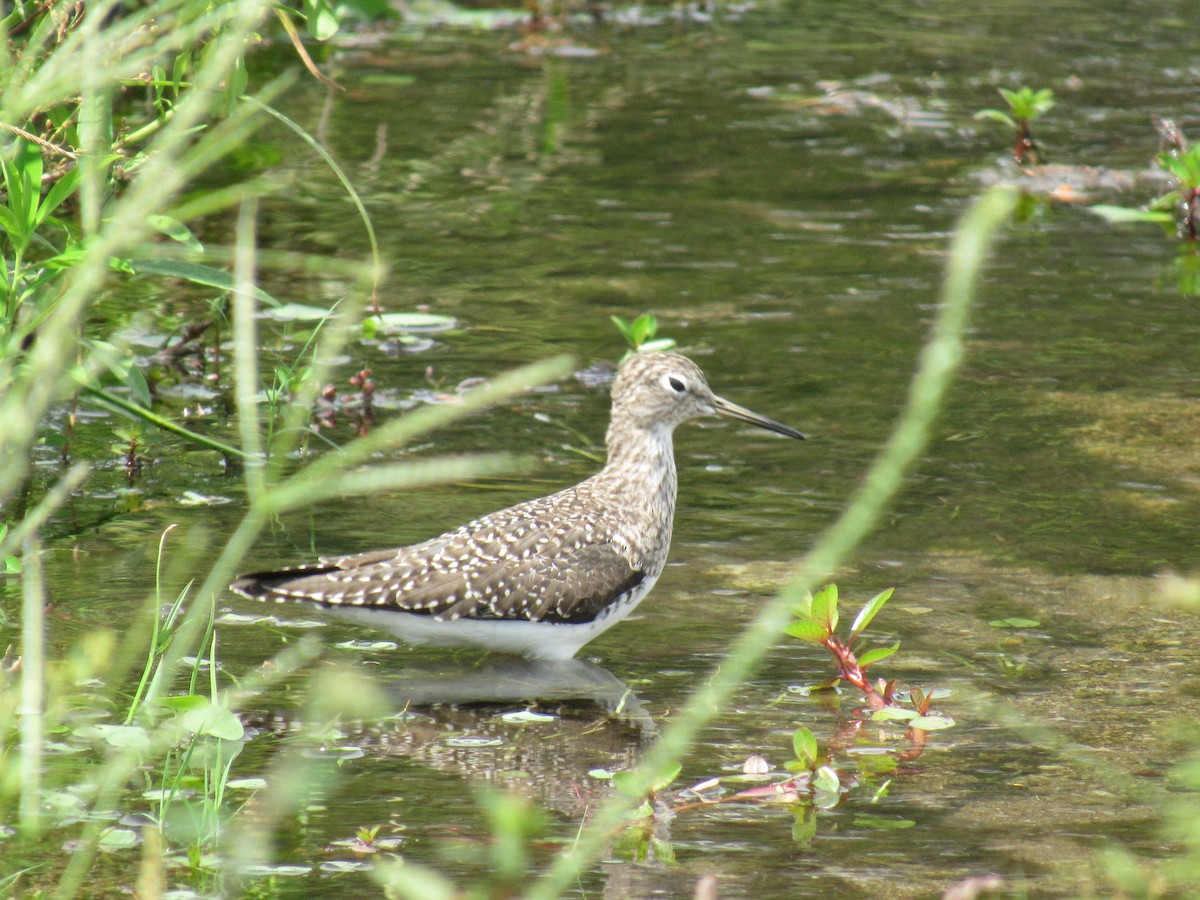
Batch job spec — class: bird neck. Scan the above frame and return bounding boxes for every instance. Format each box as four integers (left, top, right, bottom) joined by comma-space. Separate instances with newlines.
602, 419, 678, 495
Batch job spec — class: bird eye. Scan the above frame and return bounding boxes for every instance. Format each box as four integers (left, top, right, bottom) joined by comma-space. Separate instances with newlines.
667, 375, 686, 393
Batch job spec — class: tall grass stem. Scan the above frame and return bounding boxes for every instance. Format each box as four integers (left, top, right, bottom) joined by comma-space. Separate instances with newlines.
531, 186, 1018, 898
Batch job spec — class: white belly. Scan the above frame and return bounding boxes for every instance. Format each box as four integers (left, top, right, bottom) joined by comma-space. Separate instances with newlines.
307, 573, 660, 660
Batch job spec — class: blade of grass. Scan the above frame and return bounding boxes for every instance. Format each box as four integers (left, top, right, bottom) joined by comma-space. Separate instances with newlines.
232, 197, 266, 501
530, 185, 1019, 898
82, 387, 249, 460
19, 535, 45, 838
247, 98, 381, 303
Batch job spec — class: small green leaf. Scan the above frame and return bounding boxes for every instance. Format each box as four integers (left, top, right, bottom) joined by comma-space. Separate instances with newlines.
870, 707, 918, 723
91, 724, 152, 751
123, 362, 152, 408
97, 827, 139, 851
629, 313, 656, 347
812, 765, 840, 793
180, 698, 245, 741
849, 587, 893, 638
973, 109, 1016, 128
650, 761, 682, 794
791, 727, 818, 768
129, 258, 279, 305
611, 769, 642, 798
784, 620, 829, 643
148, 214, 203, 251
857, 642, 900, 668
159, 694, 208, 711
38, 167, 81, 225
810, 584, 838, 634
610, 315, 632, 341
302, 0, 341, 40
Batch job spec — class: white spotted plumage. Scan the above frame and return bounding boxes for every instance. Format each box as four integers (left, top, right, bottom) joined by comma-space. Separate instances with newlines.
231, 351, 804, 659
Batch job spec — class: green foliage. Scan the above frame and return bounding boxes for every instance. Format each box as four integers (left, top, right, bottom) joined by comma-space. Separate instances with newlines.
974, 87, 1054, 131
1092, 142, 1200, 248
611, 312, 677, 361
974, 86, 1054, 164
787, 584, 890, 652
790, 726, 819, 769
0, 523, 20, 574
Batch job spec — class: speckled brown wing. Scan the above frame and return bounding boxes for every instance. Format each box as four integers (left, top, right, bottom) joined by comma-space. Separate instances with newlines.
231, 504, 646, 626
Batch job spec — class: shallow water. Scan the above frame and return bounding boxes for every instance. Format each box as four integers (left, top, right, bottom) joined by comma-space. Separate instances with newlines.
15, 0, 1200, 895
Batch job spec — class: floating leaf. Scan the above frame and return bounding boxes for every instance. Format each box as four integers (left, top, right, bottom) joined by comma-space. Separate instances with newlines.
870, 707, 918, 723
909, 715, 955, 731
988, 617, 1040, 629
742, 755, 770, 776
264, 302, 338, 321
159, 694, 208, 711
97, 828, 139, 851
88, 724, 152, 751
444, 736, 503, 748
334, 640, 398, 651
500, 710, 558, 724
368, 312, 457, 334
179, 698, 245, 741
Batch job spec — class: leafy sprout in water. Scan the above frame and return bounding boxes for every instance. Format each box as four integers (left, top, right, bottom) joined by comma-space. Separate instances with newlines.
974, 86, 1055, 165
1090, 122, 1200, 294
611, 312, 676, 362
1091, 143, 1200, 239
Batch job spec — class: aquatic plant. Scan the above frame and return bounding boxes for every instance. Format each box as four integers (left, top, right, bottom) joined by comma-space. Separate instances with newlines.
1089, 121, 1200, 296
1092, 129, 1200, 242
974, 86, 1055, 165
611, 312, 677, 360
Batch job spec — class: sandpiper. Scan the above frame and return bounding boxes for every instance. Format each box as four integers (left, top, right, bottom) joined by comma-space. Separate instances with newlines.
231, 351, 804, 659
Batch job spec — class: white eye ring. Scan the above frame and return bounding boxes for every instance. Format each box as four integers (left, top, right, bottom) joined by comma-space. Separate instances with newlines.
662, 373, 687, 394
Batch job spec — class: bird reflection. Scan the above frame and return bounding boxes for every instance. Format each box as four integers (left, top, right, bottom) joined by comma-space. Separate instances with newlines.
246, 656, 654, 815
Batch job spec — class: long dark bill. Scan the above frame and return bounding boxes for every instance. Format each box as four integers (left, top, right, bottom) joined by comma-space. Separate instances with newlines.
712, 394, 806, 441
